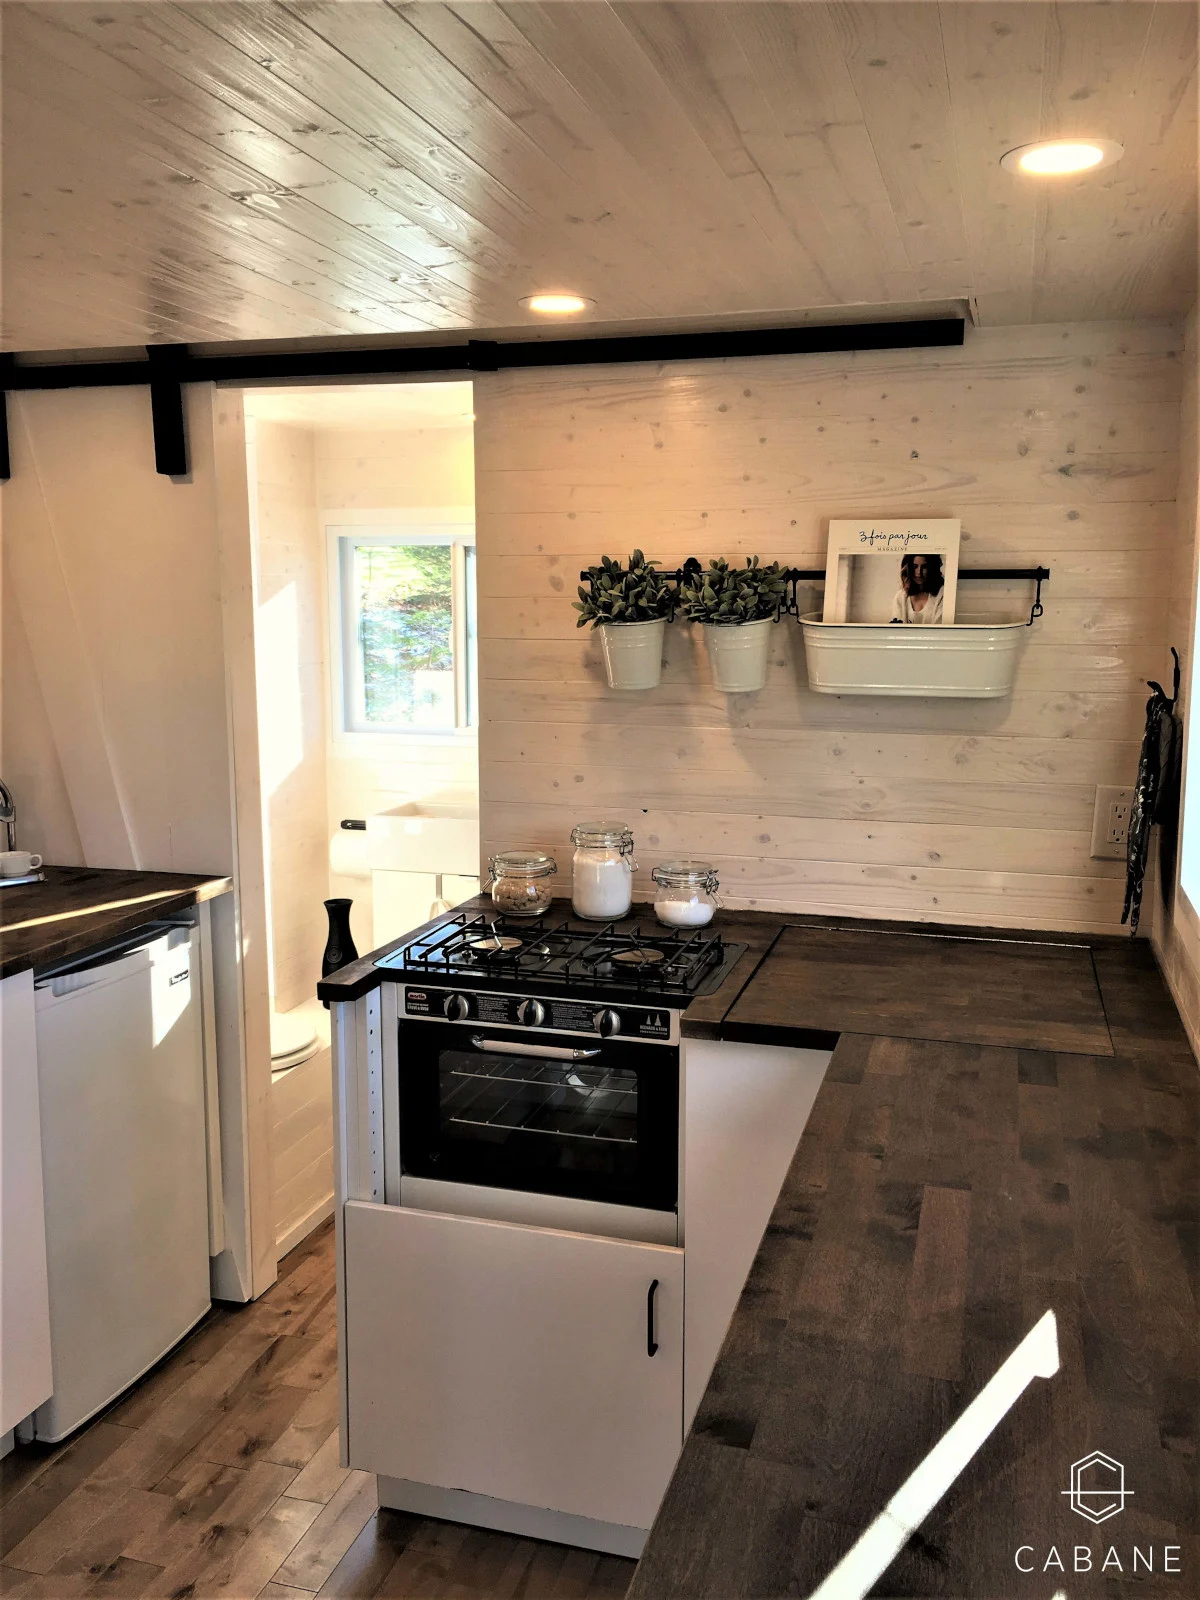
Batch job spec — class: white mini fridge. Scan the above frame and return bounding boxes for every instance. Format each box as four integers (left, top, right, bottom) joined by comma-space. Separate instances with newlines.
32, 924, 211, 1442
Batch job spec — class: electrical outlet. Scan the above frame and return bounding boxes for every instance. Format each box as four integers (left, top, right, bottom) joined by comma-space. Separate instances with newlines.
1090, 786, 1134, 859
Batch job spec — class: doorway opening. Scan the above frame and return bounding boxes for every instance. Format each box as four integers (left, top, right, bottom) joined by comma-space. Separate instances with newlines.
241, 380, 478, 1259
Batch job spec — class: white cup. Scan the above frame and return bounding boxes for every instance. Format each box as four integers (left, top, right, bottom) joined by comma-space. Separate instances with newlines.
0, 851, 43, 877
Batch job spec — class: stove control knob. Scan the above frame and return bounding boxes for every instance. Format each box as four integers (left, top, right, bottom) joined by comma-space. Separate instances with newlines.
593, 1008, 622, 1038
443, 993, 470, 1022
517, 999, 546, 1027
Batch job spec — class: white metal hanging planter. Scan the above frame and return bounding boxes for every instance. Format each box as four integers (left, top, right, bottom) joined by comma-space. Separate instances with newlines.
598, 617, 668, 690
701, 619, 774, 693
798, 614, 1029, 698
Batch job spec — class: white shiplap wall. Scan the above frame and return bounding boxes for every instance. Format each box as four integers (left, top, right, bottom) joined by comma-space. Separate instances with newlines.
474, 321, 1182, 934
247, 419, 335, 1260
251, 419, 329, 1013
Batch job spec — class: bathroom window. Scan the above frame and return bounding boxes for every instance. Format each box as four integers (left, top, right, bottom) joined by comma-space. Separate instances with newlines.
331, 526, 477, 735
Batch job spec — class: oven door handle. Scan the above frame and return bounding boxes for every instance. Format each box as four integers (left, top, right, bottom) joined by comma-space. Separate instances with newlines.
469, 1034, 602, 1062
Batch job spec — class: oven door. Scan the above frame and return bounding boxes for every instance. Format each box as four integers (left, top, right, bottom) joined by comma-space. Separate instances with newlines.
397, 1020, 678, 1212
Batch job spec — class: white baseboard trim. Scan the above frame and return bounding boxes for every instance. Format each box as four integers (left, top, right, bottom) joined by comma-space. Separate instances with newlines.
376, 1476, 648, 1559
0, 1429, 14, 1460
276, 1192, 334, 1262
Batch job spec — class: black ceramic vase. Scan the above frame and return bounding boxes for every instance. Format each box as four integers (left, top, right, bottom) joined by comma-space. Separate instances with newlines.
321, 898, 358, 1007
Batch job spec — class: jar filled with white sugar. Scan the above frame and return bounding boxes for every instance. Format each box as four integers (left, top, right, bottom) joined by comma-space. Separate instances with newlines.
570, 823, 637, 920
651, 861, 720, 928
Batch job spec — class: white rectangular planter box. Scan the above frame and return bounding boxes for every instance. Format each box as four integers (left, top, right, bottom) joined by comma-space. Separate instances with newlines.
799, 613, 1028, 698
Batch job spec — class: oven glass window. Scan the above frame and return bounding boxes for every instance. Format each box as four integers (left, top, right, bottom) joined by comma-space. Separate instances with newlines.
439, 1048, 639, 1184
398, 1019, 678, 1210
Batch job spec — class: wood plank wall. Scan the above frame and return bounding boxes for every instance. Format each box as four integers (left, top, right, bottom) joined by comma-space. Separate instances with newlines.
474, 321, 1183, 933
250, 420, 328, 1013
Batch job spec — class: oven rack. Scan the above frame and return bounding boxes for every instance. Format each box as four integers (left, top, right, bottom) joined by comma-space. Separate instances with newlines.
446, 1115, 637, 1147
445, 1061, 638, 1145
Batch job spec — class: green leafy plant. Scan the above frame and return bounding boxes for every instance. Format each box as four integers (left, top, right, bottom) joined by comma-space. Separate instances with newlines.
573, 550, 674, 629
678, 557, 789, 624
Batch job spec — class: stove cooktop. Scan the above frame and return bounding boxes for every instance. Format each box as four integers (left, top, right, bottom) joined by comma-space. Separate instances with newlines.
375, 910, 746, 1005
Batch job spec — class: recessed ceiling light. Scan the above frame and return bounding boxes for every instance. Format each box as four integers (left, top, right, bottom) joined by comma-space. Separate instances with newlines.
521, 292, 593, 315
1000, 138, 1123, 176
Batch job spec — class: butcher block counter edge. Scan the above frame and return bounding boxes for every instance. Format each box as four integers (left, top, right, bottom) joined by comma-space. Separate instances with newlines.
0, 865, 233, 980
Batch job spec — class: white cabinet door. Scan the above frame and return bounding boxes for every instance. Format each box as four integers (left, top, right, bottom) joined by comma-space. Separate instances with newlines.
344, 1200, 683, 1530
0, 970, 53, 1433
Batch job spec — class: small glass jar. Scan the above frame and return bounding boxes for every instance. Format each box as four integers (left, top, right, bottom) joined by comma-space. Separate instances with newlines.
488, 851, 557, 917
570, 823, 637, 920
651, 861, 720, 928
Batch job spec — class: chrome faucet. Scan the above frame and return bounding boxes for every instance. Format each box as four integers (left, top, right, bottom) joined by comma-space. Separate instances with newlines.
0, 781, 16, 852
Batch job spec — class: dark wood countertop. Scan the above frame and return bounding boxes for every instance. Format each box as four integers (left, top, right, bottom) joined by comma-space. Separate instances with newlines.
630, 936, 1200, 1599
0, 864, 232, 980
319, 898, 1131, 1059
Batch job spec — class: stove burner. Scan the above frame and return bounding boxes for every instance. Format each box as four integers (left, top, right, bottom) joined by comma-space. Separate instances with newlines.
610, 948, 666, 966
468, 935, 525, 954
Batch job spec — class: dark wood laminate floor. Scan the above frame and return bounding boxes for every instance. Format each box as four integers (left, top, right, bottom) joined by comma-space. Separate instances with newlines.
631, 940, 1199, 1599
725, 925, 1115, 1055
0, 1225, 632, 1600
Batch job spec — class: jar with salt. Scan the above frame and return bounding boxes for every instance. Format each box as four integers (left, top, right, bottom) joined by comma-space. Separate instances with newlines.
651, 861, 720, 928
487, 851, 557, 917
570, 823, 637, 920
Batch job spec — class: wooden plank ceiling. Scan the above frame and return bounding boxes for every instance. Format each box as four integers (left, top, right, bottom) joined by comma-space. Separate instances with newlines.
2, 2, 1196, 353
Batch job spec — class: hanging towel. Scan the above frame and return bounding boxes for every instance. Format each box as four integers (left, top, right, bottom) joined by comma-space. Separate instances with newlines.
1122, 648, 1182, 935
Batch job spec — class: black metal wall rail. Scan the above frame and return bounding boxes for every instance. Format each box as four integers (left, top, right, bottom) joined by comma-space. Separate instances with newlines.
0, 317, 965, 481
579, 562, 1051, 627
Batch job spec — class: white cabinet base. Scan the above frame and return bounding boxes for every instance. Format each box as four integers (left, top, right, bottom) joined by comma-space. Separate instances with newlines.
343, 1200, 683, 1533
377, 1476, 647, 1559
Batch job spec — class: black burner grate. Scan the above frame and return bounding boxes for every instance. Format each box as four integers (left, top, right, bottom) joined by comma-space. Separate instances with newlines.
379, 911, 727, 997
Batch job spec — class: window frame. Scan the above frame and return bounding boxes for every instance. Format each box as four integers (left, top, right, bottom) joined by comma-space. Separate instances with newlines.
324, 511, 477, 745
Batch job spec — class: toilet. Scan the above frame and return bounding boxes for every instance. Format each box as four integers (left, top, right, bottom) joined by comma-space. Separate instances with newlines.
270, 1008, 321, 1074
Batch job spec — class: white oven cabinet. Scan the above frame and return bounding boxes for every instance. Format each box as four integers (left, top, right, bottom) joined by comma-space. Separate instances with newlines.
342, 1199, 683, 1531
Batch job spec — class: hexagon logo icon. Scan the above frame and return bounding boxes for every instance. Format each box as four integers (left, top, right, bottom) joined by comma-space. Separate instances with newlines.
1061, 1451, 1134, 1524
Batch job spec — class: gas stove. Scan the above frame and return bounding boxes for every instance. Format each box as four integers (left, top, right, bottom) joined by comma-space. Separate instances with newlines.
375, 909, 745, 1007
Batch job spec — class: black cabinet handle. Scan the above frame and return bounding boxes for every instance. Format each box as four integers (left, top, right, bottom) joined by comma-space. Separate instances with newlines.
647, 1278, 659, 1357
340, 819, 367, 831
